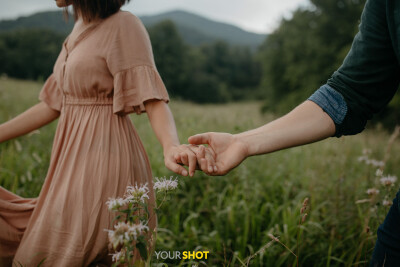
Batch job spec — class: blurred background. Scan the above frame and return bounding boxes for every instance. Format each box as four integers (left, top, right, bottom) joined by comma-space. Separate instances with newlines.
1, 0, 400, 266
3, 0, 399, 125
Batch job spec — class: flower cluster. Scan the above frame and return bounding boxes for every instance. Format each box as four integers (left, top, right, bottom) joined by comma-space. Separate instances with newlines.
104, 177, 179, 266
357, 149, 385, 167
380, 175, 398, 187
357, 148, 398, 213
363, 167, 397, 212
358, 157, 385, 167
105, 183, 150, 211
106, 221, 149, 250
125, 183, 150, 204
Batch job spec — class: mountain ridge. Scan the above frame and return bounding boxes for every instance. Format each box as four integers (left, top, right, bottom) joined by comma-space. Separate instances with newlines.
0, 9, 266, 48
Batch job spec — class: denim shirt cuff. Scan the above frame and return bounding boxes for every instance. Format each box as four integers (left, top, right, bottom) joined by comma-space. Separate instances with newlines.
308, 84, 348, 133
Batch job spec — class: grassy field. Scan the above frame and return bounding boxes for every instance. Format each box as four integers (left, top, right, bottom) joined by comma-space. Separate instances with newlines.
1, 78, 400, 266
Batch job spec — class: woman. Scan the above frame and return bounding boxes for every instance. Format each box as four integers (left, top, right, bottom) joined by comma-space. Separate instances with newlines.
189, 0, 400, 265
0, 0, 199, 266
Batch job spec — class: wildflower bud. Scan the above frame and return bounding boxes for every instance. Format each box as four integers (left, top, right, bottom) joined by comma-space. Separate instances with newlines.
366, 188, 379, 197
302, 213, 308, 223
383, 200, 393, 207
302, 198, 309, 207
300, 207, 306, 214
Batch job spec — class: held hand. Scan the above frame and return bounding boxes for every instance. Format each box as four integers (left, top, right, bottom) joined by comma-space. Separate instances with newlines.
188, 132, 249, 176
163, 144, 198, 177
183, 144, 218, 175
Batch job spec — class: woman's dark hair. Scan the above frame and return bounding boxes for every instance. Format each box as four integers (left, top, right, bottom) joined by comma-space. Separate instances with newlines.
65, 0, 131, 22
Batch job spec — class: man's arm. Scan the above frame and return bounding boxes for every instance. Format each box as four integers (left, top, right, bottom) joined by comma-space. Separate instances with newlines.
189, 0, 400, 176
189, 100, 335, 175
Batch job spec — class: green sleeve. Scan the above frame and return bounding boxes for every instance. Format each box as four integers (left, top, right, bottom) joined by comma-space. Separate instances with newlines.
327, 0, 400, 137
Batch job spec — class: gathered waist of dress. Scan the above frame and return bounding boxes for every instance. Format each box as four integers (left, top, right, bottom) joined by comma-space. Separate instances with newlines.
63, 95, 113, 106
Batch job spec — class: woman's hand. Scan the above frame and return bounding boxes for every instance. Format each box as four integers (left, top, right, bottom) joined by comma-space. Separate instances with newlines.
144, 100, 196, 177
163, 144, 198, 177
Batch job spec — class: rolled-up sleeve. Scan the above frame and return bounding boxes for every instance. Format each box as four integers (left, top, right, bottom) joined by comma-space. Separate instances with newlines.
309, 0, 400, 137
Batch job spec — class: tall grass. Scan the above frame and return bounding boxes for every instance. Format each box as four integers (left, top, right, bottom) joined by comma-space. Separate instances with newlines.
1, 78, 400, 266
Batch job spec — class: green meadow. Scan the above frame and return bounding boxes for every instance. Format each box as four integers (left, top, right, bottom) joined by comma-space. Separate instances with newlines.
1, 78, 400, 266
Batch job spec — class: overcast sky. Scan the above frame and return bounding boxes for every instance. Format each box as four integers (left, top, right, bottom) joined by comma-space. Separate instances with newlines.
0, 0, 309, 34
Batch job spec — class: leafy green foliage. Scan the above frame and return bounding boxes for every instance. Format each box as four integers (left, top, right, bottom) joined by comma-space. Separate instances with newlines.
0, 29, 65, 80
148, 21, 262, 103
258, 0, 366, 114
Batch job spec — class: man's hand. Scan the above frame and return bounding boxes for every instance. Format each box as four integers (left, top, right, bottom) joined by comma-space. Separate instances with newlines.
188, 132, 249, 176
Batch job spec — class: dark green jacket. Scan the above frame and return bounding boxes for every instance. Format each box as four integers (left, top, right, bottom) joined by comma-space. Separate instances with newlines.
310, 0, 400, 137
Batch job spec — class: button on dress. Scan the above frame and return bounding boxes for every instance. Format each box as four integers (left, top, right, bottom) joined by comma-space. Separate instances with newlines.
0, 10, 169, 266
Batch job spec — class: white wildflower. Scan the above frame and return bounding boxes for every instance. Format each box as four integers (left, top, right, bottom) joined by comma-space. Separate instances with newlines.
376, 169, 384, 177
106, 222, 131, 249
153, 176, 179, 192
125, 183, 149, 204
106, 197, 127, 211
111, 250, 124, 262
367, 159, 385, 167
129, 221, 149, 239
383, 200, 393, 207
380, 175, 398, 187
357, 156, 369, 163
366, 188, 380, 196
106, 221, 149, 250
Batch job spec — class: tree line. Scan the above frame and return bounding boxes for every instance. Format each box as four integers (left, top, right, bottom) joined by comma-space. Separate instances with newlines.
258, 0, 399, 127
0, 20, 262, 104
259, 0, 366, 113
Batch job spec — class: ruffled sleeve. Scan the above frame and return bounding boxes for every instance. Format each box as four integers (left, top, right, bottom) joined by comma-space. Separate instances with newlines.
113, 65, 169, 115
38, 74, 63, 112
106, 12, 169, 115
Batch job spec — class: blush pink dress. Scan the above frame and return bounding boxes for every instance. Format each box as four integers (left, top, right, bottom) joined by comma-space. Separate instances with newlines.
0, 10, 169, 266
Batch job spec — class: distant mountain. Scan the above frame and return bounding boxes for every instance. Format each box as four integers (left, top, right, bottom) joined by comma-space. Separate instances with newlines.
140, 10, 266, 48
0, 11, 74, 34
0, 10, 267, 48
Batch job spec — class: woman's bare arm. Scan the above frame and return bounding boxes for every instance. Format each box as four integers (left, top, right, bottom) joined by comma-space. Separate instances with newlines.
0, 102, 60, 143
144, 100, 198, 177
